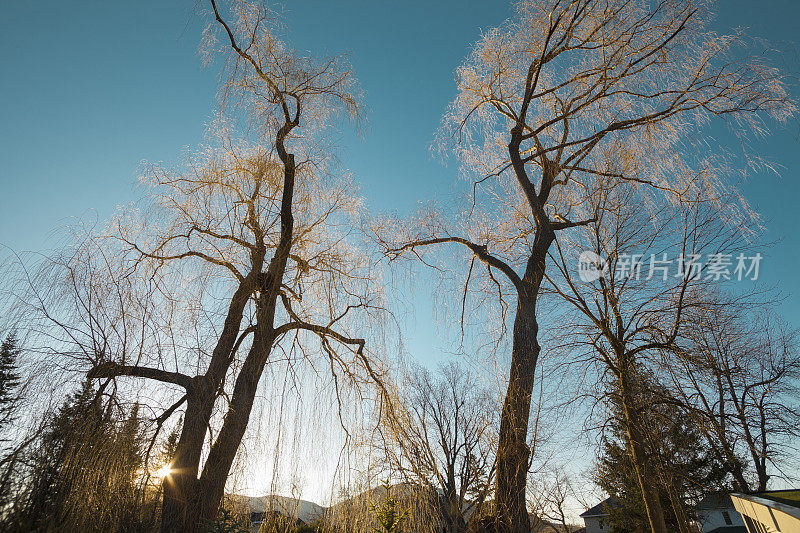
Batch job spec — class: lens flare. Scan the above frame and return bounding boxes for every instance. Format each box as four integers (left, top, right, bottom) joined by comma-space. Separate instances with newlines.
155, 464, 172, 479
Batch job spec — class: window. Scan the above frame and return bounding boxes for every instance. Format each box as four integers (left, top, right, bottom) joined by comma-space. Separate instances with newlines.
722, 510, 732, 525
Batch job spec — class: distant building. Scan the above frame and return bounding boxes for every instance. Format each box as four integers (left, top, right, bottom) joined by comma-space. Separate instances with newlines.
697, 493, 746, 533
579, 497, 621, 533
580, 493, 751, 533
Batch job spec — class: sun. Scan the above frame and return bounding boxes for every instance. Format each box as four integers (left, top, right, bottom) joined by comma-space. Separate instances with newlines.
155, 463, 172, 479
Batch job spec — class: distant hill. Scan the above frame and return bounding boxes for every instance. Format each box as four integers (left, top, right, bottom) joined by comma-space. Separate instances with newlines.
226, 484, 586, 531
228, 482, 421, 522
326, 482, 419, 515
225, 494, 325, 524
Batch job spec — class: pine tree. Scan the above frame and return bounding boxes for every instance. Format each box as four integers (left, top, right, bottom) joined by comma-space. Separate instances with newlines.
117, 403, 144, 477
371, 480, 409, 533
0, 332, 21, 430
596, 390, 729, 533
0, 332, 22, 515
110, 403, 147, 529
160, 422, 181, 467
13, 381, 101, 531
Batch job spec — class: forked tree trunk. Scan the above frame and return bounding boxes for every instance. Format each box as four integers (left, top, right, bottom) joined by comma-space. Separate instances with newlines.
159, 277, 259, 533
195, 323, 277, 526
442, 468, 466, 533
160, 344, 280, 533
702, 419, 750, 492
160, 305, 286, 532
160, 116, 297, 533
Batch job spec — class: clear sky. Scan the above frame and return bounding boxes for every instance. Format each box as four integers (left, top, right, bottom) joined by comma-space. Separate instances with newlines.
0, 0, 799, 511
1, 0, 798, 363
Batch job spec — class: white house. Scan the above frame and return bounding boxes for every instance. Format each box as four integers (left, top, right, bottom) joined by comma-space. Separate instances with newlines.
580, 493, 750, 533
579, 497, 619, 533
697, 493, 746, 533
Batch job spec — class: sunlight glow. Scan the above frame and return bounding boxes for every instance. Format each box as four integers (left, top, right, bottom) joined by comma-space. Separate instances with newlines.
155, 464, 172, 479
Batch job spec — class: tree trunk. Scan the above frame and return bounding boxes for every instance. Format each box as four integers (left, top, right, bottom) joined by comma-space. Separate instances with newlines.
619, 385, 668, 533
159, 278, 257, 533
161, 382, 215, 533
703, 423, 750, 492
665, 482, 691, 533
160, 133, 295, 531
494, 230, 551, 533
495, 292, 538, 533
443, 476, 468, 533
195, 326, 276, 526
724, 373, 770, 492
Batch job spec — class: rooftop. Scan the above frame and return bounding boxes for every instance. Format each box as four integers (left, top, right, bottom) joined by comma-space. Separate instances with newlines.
753, 490, 800, 509
580, 497, 621, 518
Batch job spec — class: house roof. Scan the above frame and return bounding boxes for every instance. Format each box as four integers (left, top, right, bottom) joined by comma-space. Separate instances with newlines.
698, 492, 735, 510
580, 497, 621, 518
754, 489, 800, 509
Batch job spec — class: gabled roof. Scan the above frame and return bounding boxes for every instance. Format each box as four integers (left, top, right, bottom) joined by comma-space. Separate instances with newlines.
755, 489, 800, 509
580, 497, 621, 518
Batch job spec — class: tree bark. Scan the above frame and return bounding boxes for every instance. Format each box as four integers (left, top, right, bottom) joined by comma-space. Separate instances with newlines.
724, 373, 770, 491
161, 385, 214, 533
619, 380, 668, 533
195, 326, 276, 526
665, 481, 691, 533
442, 464, 467, 533
495, 236, 550, 533
495, 301, 537, 533
160, 276, 258, 533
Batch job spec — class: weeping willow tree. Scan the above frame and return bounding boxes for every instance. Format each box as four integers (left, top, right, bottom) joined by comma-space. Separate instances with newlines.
7, 1, 390, 532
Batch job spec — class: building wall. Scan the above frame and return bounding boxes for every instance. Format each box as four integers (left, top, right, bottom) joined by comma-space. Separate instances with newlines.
731, 493, 800, 533
583, 516, 610, 533
698, 508, 745, 532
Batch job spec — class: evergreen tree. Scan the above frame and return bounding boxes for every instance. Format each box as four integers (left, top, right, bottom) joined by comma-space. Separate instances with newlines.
108, 403, 147, 529
160, 422, 181, 468
13, 380, 102, 531
597, 434, 657, 533
371, 480, 409, 533
596, 392, 729, 533
0, 333, 22, 521
0, 332, 21, 430
9, 382, 150, 532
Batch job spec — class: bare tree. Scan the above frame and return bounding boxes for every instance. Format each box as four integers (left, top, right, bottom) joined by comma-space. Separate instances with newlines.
528, 469, 580, 533
542, 178, 758, 533
670, 302, 800, 492
381, 362, 497, 533
374, 1, 793, 529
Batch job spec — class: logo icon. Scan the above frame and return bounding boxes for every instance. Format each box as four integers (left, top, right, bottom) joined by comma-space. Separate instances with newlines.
578, 251, 607, 282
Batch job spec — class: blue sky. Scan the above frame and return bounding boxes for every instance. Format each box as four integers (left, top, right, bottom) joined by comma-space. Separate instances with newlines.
1, 1, 798, 366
